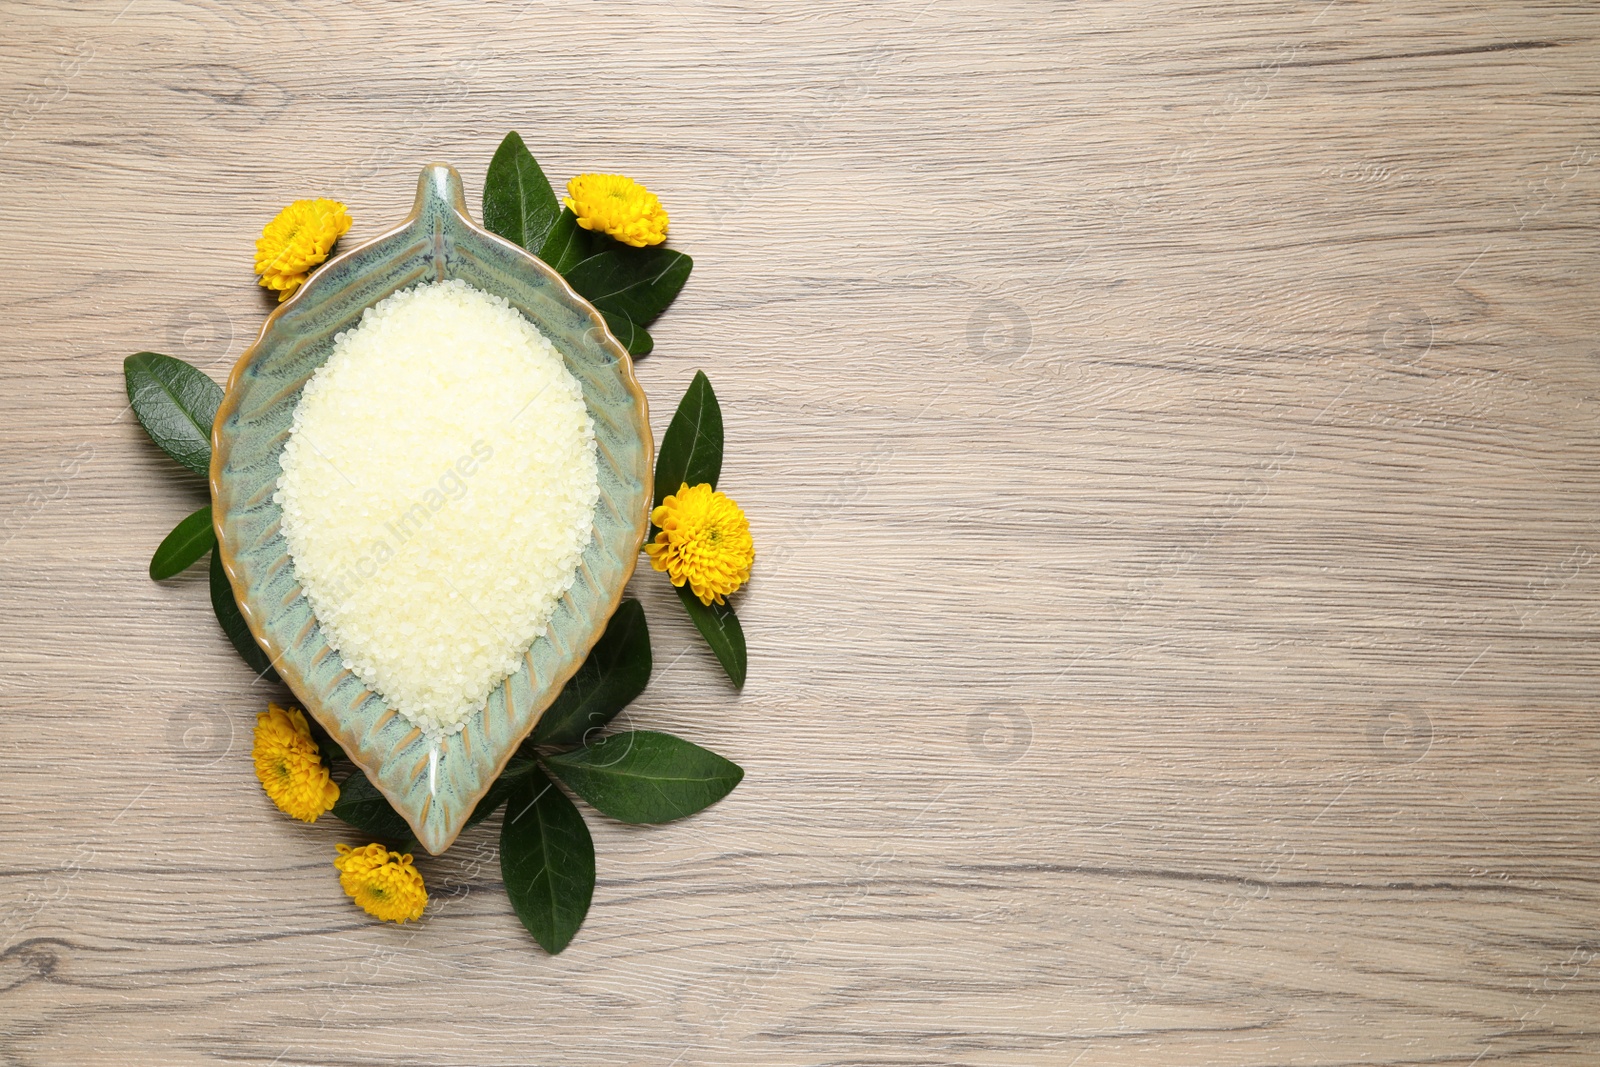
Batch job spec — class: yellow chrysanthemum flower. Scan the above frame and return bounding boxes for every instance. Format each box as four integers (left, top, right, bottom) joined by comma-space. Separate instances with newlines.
251, 703, 339, 823
334, 843, 428, 923
645, 482, 754, 606
254, 198, 352, 301
563, 173, 668, 247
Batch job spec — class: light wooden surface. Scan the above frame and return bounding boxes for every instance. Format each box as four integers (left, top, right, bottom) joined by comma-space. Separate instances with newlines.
2, 1, 1598, 1063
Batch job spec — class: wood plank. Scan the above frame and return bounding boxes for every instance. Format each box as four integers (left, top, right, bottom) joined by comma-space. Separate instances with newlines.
1, 0, 1597, 1063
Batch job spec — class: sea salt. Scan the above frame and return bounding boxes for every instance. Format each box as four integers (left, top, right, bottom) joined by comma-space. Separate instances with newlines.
275, 280, 599, 735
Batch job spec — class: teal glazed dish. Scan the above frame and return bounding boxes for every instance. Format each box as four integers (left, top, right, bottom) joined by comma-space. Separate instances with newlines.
211, 164, 652, 855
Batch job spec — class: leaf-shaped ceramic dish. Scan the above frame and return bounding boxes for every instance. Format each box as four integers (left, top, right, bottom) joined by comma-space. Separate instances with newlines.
211, 164, 651, 855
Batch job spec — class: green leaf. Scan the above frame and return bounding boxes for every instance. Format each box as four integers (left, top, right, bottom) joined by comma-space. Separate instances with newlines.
502, 753, 541, 777
464, 775, 511, 832
544, 730, 743, 824
208, 549, 279, 683
482, 131, 561, 253
331, 768, 413, 840
653, 371, 743, 685
565, 246, 692, 329
124, 352, 223, 477
149, 505, 215, 580
532, 599, 651, 747
537, 208, 600, 273
501, 768, 594, 954
653, 370, 722, 507
675, 585, 747, 688
539, 211, 683, 356
601, 309, 654, 357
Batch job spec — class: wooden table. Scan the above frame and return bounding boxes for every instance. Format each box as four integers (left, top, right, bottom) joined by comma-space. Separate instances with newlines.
2, 2, 1596, 1063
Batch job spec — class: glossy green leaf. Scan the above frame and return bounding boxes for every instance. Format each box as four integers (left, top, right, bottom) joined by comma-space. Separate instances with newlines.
149, 505, 215, 580
539, 211, 682, 357
330, 768, 413, 841
464, 774, 512, 832
654, 371, 742, 684
544, 729, 744, 824
532, 599, 651, 747
601, 309, 653, 357
502, 753, 541, 777
675, 585, 747, 688
565, 246, 692, 329
537, 208, 600, 273
482, 131, 560, 253
208, 549, 279, 683
501, 768, 594, 954
124, 352, 222, 477
653, 370, 722, 507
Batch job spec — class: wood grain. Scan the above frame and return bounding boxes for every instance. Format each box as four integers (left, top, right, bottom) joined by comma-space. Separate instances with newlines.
2, 1, 1598, 1063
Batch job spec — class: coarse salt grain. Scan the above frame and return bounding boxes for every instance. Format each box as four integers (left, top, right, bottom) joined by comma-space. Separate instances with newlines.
274, 280, 599, 735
